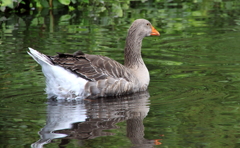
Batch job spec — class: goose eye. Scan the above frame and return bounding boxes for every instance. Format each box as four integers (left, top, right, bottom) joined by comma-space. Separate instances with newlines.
146, 23, 150, 26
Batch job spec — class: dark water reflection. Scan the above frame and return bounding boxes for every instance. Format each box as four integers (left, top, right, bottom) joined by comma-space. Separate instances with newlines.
32, 92, 159, 148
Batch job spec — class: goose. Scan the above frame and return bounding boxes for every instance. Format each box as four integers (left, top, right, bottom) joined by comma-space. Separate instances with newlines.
28, 19, 160, 99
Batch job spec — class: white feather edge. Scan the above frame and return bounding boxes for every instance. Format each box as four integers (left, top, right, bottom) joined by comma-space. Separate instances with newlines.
28, 47, 89, 100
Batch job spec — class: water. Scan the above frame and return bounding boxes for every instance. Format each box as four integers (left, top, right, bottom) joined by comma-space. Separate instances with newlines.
1, 1, 240, 147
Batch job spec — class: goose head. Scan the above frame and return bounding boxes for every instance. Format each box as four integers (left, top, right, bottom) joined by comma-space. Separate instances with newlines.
127, 19, 160, 39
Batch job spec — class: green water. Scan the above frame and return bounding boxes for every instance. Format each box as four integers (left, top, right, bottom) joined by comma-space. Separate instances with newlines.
1, 0, 240, 147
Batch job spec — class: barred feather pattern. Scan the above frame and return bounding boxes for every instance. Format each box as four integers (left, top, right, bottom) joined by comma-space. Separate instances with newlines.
50, 52, 143, 97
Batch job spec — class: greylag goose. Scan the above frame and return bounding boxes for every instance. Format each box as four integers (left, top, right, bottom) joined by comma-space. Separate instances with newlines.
28, 19, 160, 99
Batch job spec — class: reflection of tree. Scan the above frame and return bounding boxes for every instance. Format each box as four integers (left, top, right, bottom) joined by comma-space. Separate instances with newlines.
207, 2, 240, 29
32, 91, 161, 148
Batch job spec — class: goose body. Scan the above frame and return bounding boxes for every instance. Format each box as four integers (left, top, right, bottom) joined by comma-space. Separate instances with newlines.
28, 19, 160, 99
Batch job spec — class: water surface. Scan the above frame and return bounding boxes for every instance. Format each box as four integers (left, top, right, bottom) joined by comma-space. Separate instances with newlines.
1, 1, 240, 147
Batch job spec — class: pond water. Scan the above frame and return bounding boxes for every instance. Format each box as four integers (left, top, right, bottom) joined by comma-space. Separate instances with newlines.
1, 0, 240, 147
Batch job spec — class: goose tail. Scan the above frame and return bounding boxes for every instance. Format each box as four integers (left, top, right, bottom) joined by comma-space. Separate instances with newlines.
27, 47, 53, 66
27, 47, 89, 99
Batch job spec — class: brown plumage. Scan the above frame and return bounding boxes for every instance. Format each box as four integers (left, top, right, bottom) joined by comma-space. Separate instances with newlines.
28, 19, 160, 99
50, 52, 136, 96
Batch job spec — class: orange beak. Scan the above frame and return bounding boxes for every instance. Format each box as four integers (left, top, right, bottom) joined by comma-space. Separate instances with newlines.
154, 139, 162, 145
150, 26, 160, 36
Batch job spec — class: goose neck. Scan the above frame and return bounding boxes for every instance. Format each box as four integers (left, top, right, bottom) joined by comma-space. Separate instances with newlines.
124, 35, 144, 68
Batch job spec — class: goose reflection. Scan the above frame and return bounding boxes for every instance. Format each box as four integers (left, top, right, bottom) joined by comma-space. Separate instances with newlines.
32, 91, 161, 148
